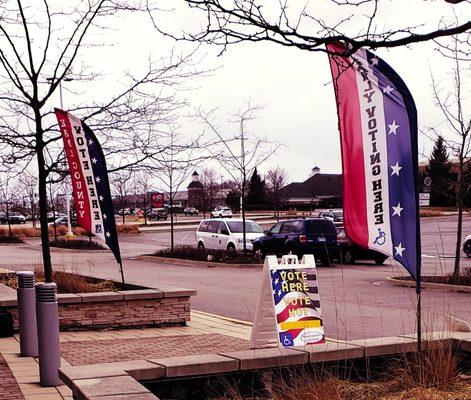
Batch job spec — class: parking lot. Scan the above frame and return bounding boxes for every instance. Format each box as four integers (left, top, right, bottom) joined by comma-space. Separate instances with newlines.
1, 214, 469, 341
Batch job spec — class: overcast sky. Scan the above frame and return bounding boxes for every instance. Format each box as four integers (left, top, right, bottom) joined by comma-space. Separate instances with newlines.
50, 1, 470, 185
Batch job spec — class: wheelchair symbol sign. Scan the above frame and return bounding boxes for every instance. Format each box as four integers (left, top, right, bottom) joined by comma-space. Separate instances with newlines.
373, 228, 386, 245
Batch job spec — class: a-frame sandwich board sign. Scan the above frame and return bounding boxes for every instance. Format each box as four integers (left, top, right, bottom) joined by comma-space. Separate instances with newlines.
250, 254, 325, 349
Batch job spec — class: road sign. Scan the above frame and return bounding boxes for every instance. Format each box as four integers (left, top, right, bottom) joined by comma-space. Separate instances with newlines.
419, 192, 430, 207
250, 255, 325, 349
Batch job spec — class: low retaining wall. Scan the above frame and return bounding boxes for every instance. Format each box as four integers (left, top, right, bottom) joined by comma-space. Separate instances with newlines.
59, 331, 471, 400
0, 285, 195, 331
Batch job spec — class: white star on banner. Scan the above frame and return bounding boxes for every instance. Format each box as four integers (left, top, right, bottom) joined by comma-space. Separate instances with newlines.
277, 290, 282, 296
370, 57, 379, 66
383, 85, 394, 95
88, 139, 93, 145
99, 195, 104, 202
274, 278, 279, 284
95, 176, 101, 183
103, 214, 107, 220
105, 231, 111, 238
392, 203, 403, 217
272, 290, 276, 295
390, 162, 402, 176
388, 120, 399, 135
91, 158, 97, 164
395, 243, 405, 257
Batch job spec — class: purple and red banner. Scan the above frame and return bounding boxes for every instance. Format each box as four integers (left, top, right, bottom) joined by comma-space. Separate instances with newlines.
327, 43, 420, 290
55, 109, 122, 265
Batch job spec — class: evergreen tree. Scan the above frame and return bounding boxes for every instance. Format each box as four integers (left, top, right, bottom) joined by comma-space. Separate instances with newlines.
426, 135, 454, 207
246, 168, 266, 209
225, 189, 240, 211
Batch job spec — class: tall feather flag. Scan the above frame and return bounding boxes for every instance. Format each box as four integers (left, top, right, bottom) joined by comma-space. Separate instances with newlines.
55, 109, 124, 283
326, 43, 421, 293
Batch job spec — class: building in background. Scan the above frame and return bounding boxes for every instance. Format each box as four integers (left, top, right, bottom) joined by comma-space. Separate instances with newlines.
281, 167, 342, 210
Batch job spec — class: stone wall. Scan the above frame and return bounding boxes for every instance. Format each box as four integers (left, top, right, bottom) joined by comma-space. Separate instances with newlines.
1, 287, 195, 332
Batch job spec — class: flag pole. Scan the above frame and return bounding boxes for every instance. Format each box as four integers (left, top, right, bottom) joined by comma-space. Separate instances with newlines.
416, 289, 422, 355
119, 262, 125, 286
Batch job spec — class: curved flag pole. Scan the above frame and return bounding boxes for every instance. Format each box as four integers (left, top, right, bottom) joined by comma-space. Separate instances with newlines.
326, 44, 422, 354
55, 109, 126, 286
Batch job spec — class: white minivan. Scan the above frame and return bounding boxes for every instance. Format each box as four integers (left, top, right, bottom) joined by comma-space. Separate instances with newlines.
196, 218, 264, 252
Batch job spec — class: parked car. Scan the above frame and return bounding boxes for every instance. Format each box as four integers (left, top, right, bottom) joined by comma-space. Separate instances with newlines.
463, 234, 471, 257
49, 216, 78, 227
336, 227, 388, 265
318, 209, 343, 224
184, 207, 199, 216
0, 212, 26, 224
210, 206, 233, 218
196, 218, 264, 252
148, 208, 168, 221
252, 218, 338, 265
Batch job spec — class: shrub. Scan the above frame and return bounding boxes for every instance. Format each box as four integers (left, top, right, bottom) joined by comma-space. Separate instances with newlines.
33, 266, 117, 293
50, 238, 106, 250
0, 233, 23, 243
117, 224, 140, 234
154, 245, 260, 264
419, 209, 444, 218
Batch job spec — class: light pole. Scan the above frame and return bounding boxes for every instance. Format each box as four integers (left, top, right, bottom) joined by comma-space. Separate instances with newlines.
47, 77, 74, 237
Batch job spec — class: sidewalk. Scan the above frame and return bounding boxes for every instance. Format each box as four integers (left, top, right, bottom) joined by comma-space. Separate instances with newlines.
0, 310, 253, 400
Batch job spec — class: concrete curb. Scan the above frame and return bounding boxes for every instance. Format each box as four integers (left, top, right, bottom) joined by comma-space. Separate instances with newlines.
386, 276, 471, 293
136, 255, 263, 269
60, 330, 471, 400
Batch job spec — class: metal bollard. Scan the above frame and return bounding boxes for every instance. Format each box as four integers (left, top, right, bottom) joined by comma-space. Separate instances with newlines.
17, 271, 38, 357
36, 282, 61, 386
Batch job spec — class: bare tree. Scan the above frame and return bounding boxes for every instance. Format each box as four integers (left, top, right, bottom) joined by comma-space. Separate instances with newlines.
19, 171, 38, 228
0, 1, 205, 281
265, 166, 288, 219
196, 101, 280, 251
111, 170, 134, 225
428, 33, 470, 283
152, 126, 205, 253
159, 0, 470, 56
199, 168, 220, 217
0, 173, 18, 238
135, 171, 154, 226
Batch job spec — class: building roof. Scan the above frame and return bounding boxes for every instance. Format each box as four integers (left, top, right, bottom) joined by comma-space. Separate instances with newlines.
282, 173, 342, 199
187, 180, 203, 189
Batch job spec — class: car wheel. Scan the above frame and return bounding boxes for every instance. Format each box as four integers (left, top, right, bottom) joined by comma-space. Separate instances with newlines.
464, 241, 471, 258
227, 243, 236, 255
197, 242, 205, 252
374, 256, 387, 265
342, 249, 355, 264
253, 245, 265, 260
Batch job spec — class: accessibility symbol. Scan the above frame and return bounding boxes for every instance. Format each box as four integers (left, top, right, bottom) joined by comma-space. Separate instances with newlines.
373, 228, 386, 245
280, 332, 294, 347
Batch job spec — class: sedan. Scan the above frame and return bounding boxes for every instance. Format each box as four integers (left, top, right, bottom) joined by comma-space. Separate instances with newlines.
336, 227, 388, 265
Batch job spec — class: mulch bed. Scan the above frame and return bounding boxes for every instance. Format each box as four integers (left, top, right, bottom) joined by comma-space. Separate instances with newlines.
396, 275, 471, 287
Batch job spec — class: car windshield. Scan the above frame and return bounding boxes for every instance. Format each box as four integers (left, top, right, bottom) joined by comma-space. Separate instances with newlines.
306, 220, 337, 235
333, 211, 343, 217
227, 221, 262, 233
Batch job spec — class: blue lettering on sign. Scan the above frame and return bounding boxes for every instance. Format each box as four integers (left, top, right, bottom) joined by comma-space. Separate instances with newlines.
280, 332, 294, 347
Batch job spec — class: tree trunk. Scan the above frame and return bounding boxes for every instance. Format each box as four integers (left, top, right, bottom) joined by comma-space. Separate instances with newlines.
242, 175, 247, 253
36, 110, 53, 283
452, 157, 465, 283
170, 189, 174, 254
6, 202, 12, 238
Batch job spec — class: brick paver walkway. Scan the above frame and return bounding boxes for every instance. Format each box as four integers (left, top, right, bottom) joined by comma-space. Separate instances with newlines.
0, 354, 23, 400
61, 333, 251, 366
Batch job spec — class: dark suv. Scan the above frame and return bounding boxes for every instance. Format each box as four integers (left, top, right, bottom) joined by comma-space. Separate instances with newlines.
252, 218, 338, 265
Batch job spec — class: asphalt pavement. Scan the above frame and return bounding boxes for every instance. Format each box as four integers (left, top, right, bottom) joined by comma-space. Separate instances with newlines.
1, 214, 470, 341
